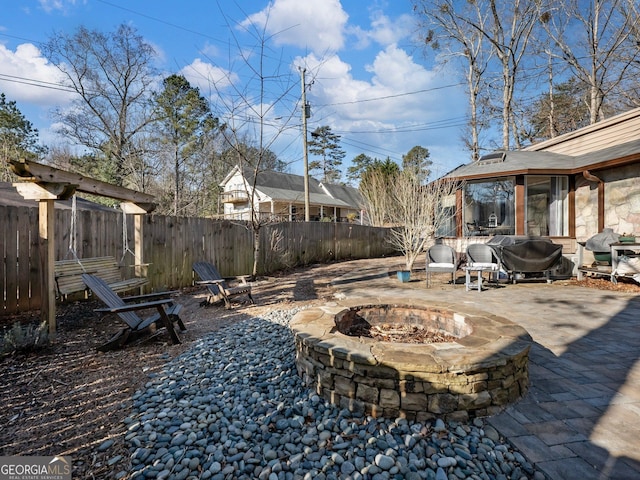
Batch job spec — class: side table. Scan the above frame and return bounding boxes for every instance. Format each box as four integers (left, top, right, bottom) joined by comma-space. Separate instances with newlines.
463, 265, 497, 291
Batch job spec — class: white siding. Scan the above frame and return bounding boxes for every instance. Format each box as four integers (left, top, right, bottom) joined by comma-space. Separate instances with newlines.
525, 108, 640, 155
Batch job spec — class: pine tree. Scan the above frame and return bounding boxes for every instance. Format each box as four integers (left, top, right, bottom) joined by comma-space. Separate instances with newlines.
0, 93, 46, 180
402, 146, 432, 183
308, 125, 345, 183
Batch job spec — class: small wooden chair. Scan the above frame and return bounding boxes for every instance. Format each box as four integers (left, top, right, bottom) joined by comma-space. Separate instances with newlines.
193, 261, 254, 309
82, 274, 185, 351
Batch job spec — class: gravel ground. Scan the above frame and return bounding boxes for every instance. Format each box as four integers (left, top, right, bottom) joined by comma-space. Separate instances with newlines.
120, 309, 544, 480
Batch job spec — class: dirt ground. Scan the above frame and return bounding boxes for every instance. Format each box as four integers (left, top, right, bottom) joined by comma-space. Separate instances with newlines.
1, 256, 639, 479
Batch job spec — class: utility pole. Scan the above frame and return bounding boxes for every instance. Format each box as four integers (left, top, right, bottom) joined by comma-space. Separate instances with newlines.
300, 67, 311, 221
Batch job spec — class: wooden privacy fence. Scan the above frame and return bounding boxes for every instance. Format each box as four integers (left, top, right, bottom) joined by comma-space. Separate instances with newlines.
1, 204, 395, 315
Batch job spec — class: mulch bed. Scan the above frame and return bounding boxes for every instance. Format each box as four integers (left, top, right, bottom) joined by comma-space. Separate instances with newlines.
567, 275, 640, 293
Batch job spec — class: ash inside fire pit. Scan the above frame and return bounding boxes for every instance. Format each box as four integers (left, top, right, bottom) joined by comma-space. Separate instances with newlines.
342, 319, 457, 343
335, 304, 471, 343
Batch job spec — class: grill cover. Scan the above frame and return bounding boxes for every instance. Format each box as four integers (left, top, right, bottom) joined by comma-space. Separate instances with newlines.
488, 236, 563, 272
584, 228, 619, 252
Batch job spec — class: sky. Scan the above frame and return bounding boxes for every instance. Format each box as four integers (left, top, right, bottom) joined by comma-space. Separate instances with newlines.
0, 0, 471, 181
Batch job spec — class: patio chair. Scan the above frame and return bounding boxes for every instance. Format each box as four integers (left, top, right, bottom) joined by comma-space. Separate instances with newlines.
192, 261, 254, 309
425, 244, 459, 287
466, 243, 501, 286
82, 273, 185, 351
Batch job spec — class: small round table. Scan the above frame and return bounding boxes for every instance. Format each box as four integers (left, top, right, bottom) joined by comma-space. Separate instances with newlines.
463, 265, 498, 291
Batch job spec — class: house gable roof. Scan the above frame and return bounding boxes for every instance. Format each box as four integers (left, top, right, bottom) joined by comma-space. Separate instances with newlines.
222, 166, 362, 209
320, 182, 363, 209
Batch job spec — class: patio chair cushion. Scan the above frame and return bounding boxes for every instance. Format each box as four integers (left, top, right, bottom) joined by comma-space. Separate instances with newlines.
429, 262, 456, 268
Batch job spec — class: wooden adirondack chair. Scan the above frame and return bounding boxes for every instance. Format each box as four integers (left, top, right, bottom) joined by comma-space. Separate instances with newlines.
82, 273, 185, 351
192, 261, 254, 309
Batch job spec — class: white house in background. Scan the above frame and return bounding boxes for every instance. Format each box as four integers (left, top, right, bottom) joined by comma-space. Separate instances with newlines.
219, 165, 364, 223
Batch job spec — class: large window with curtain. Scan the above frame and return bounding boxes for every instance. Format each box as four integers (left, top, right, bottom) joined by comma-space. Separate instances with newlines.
525, 176, 568, 236
463, 178, 515, 236
435, 193, 457, 237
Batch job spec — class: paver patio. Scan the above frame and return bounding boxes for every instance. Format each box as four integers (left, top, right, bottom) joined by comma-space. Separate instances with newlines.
329, 265, 640, 480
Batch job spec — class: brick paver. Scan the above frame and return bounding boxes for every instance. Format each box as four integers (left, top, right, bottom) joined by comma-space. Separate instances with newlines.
331, 264, 640, 480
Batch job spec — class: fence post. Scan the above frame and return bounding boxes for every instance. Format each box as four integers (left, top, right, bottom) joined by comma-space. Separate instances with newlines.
39, 200, 56, 337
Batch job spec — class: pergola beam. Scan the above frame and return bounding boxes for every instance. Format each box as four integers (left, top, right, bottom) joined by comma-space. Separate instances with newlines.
9, 159, 157, 336
10, 159, 156, 212
13, 181, 77, 201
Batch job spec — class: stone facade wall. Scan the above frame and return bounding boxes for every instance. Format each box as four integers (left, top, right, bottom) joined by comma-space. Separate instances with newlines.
575, 165, 640, 242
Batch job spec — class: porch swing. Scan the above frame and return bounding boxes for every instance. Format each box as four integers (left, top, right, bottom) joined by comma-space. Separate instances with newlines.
53, 195, 149, 299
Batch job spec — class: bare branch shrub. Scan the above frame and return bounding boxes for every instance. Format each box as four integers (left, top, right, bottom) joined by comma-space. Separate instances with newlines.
359, 169, 393, 227
387, 172, 459, 270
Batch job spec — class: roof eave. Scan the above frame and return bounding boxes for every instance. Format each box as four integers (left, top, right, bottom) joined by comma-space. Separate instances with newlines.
447, 152, 640, 181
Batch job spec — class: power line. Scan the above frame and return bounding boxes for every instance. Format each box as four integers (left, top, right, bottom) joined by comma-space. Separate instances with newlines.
332, 116, 468, 135
317, 83, 466, 107
0, 73, 75, 94
339, 138, 402, 163
94, 0, 227, 44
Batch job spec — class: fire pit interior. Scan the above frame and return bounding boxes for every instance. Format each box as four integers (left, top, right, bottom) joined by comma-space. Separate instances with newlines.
291, 300, 531, 422
335, 305, 469, 343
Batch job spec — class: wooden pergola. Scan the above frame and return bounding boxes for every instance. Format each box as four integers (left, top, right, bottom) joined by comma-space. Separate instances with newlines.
9, 159, 156, 337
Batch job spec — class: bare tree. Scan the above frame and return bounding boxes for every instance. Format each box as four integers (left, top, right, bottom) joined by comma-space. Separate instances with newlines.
208, 7, 301, 276
538, 0, 640, 124
361, 167, 459, 271
389, 172, 459, 271
414, 0, 491, 161
359, 168, 394, 227
468, 0, 538, 150
43, 24, 157, 187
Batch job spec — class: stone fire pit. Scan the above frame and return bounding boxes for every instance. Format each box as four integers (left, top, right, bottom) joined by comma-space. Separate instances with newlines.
291, 298, 531, 422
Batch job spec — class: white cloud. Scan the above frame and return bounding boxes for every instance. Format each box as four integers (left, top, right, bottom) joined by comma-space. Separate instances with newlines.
38, 0, 84, 14
241, 0, 348, 54
199, 42, 220, 59
295, 44, 467, 169
302, 45, 442, 124
179, 58, 238, 93
368, 11, 414, 46
0, 43, 73, 107
367, 44, 435, 91
343, 10, 414, 51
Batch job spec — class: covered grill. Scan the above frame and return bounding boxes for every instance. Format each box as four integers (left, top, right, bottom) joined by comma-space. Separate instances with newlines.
487, 235, 563, 281
584, 228, 620, 263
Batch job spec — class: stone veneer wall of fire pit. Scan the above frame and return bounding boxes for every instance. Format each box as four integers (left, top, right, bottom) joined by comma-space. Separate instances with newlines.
290, 298, 531, 422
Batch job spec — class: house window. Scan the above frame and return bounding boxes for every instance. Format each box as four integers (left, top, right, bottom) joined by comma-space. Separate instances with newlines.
525, 176, 568, 236
436, 194, 457, 237
464, 178, 515, 236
